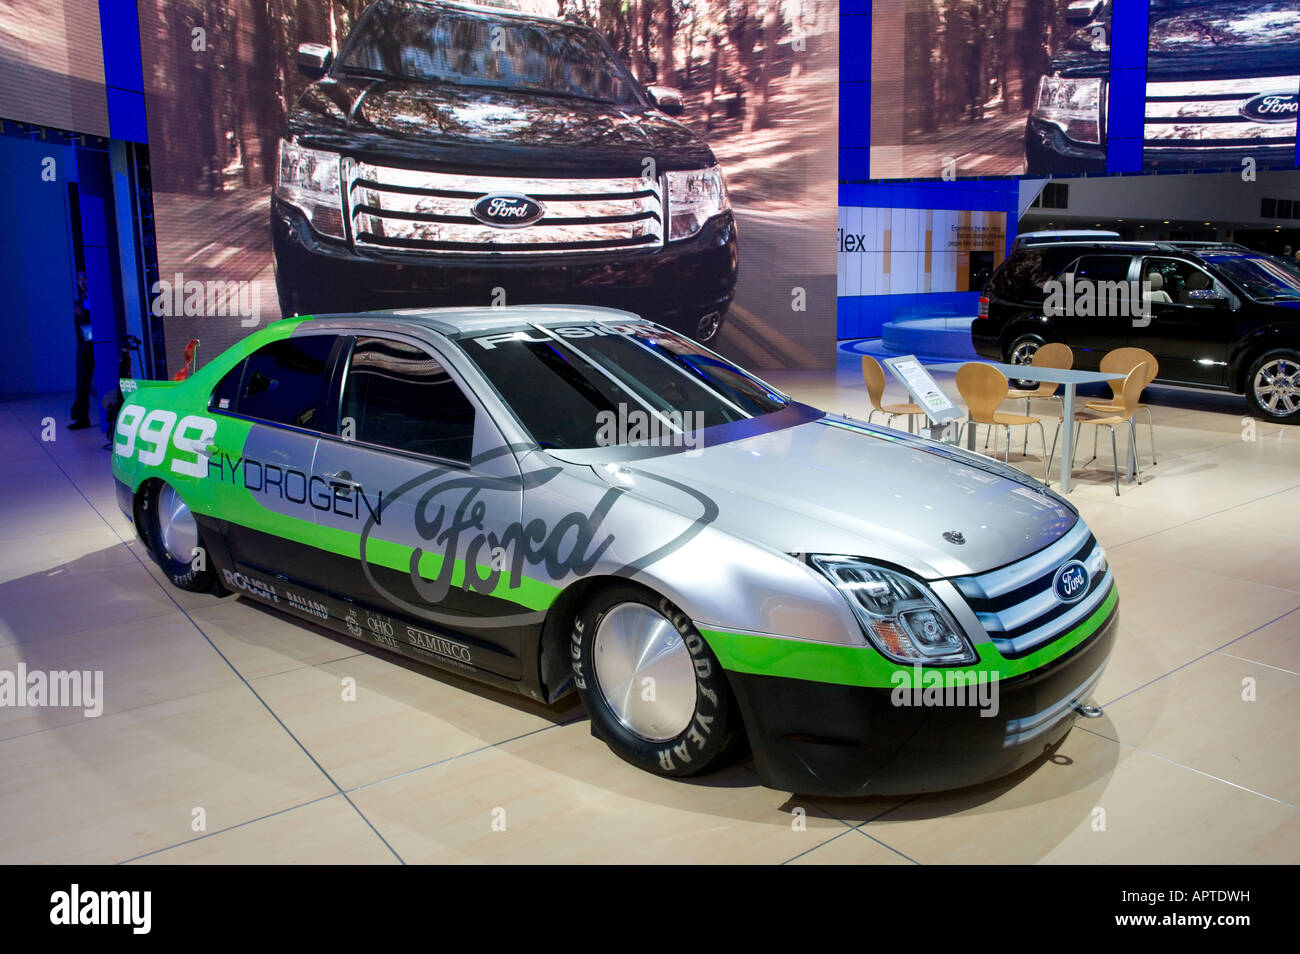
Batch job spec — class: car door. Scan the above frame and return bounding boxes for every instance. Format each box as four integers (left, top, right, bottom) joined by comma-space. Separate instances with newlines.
1135, 256, 1234, 386
310, 332, 529, 679
205, 332, 342, 597
1055, 253, 1137, 369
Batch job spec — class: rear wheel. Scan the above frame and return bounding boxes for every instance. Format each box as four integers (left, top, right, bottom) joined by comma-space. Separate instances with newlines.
1246, 349, 1300, 423
1005, 333, 1044, 389
571, 584, 741, 778
139, 481, 220, 592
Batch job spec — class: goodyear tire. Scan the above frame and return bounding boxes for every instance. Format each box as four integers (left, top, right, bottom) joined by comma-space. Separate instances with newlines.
571, 584, 740, 778
139, 481, 221, 593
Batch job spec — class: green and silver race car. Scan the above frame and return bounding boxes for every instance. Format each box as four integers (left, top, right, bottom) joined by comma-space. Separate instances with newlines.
112, 305, 1117, 796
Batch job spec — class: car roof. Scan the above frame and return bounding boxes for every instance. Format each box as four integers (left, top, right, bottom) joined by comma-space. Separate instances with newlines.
296, 304, 646, 336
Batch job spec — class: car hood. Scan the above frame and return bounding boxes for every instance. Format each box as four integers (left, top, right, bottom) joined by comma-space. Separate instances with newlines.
1146, 0, 1300, 75
549, 415, 1079, 580
288, 77, 715, 176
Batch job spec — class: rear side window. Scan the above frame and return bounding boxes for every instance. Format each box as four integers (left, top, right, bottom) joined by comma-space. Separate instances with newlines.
1068, 255, 1133, 283
234, 335, 337, 429
989, 247, 1078, 300
341, 336, 476, 463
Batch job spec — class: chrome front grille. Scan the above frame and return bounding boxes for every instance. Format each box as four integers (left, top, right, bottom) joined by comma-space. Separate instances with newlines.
951, 520, 1113, 659
1144, 76, 1299, 154
343, 160, 664, 255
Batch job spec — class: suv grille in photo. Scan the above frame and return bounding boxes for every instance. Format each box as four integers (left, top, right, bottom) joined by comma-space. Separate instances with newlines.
1144, 75, 1300, 157
343, 160, 665, 255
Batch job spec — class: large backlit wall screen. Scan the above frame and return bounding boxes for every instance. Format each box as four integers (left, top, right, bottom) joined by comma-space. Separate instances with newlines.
135, 0, 842, 372
0, 0, 111, 135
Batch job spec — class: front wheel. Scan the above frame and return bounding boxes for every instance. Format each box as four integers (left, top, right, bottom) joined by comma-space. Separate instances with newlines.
1245, 349, 1300, 424
571, 584, 741, 778
694, 309, 726, 344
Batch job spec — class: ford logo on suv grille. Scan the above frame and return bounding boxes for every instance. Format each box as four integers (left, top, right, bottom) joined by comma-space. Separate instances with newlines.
1239, 92, 1299, 123
471, 193, 545, 228
1053, 560, 1090, 603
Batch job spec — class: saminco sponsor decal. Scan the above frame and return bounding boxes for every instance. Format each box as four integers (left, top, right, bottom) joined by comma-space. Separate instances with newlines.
405, 625, 474, 664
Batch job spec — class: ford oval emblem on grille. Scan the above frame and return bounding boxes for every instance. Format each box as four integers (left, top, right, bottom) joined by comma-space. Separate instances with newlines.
1053, 560, 1090, 603
471, 193, 545, 228
1239, 92, 1298, 123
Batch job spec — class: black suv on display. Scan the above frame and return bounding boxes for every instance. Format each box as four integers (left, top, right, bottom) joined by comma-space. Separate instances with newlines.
1026, 0, 1300, 174
271, 0, 738, 342
973, 241, 1300, 422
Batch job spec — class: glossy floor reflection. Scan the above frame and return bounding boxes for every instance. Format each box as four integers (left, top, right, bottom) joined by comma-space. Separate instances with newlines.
0, 381, 1295, 864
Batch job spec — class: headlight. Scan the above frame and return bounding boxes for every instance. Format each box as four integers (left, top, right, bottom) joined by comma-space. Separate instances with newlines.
810, 556, 977, 666
275, 139, 344, 238
666, 166, 730, 241
1032, 75, 1102, 145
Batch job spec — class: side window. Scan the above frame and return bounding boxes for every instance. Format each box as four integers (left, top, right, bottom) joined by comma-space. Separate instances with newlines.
1069, 255, 1133, 284
235, 335, 337, 429
210, 360, 245, 412
1141, 258, 1220, 308
341, 336, 476, 463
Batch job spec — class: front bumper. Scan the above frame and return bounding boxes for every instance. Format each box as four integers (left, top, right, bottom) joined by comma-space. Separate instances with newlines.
1024, 117, 1106, 175
270, 198, 739, 338
724, 597, 1118, 797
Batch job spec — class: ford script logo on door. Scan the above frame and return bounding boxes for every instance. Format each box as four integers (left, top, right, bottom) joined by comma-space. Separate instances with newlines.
471, 194, 545, 228
1239, 92, 1299, 123
1053, 561, 1090, 603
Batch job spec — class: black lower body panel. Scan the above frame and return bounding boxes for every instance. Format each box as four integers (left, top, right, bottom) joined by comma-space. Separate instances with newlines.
727, 605, 1119, 796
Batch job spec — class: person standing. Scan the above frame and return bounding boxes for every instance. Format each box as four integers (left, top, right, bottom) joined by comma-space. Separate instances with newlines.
69, 270, 94, 430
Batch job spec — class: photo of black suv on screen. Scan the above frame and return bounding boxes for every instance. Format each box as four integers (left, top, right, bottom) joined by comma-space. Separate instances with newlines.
271, 0, 739, 343
973, 240, 1300, 422
1026, 0, 1300, 174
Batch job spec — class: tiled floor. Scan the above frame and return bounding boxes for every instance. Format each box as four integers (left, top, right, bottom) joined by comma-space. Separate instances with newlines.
0, 365, 1296, 864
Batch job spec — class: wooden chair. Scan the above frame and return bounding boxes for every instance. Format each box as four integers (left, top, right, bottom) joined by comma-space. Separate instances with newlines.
1048, 362, 1147, 496
955, 362, 1049, 482
1002, 342, 1073, 454
1084, 347, 1158, 466
862, 356, 925, 433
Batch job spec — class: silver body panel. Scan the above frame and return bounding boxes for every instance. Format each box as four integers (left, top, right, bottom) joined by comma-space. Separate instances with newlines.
271, 306, 1085, 651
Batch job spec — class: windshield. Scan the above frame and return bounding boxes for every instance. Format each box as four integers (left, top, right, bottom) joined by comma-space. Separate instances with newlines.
341, 2, 644, 105
1203, 254, 1300, 301
460, 323, 791, 450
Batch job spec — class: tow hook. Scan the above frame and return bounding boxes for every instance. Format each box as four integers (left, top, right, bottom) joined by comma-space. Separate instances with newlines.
1073, 702, 1103, 718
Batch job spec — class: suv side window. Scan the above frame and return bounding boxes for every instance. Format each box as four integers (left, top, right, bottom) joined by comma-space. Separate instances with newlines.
229, 335, 338, 429
341, 336, 476, 464
989, 247, 1079, 300
1067, 255, 1133, 284
1141, 257, 1222, 308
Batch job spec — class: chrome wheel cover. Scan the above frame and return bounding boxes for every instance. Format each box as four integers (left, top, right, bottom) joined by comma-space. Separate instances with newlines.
696, 312, 721, 342
1254, 358, 1299, 417
156, 484, 198, 564
1009, 339, 1040, 366
593, 602, 697, 742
